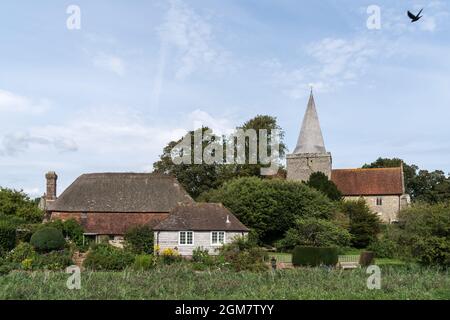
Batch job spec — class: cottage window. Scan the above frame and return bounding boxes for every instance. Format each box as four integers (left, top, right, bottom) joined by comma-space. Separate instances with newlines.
376, 197, 383, 206
179, 231, 193, 245
211, 231, 225, 245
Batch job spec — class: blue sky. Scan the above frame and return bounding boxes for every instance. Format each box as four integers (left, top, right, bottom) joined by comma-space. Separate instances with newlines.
1, 0, 449, 197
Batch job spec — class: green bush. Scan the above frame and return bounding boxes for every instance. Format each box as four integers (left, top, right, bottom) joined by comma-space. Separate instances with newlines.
34, 250, 73, 271
277, 217, 351, 251
30, 227, 66, 252
292, 246, 338, 267
42, 220, 84, 247
0, 221, 16, 252
368, 238, 398, 258
0, 188, 44, 223
125, 225, 154, 254
218, 237, 267, 272
133, 254, 156, 270
199, 177, 336, 243
413, 236, 450, 267
7, 242, 36, 264
340, 200, 381, 248
192, 247, 214, 266
0, 262, 17, 276
84, 244, 135, 271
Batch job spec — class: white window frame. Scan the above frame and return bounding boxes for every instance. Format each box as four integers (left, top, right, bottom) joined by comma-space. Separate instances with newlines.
178, 231, 194, 246
211, 231, 226, 246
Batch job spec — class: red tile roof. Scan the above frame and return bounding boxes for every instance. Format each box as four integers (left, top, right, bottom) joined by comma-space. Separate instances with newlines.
331, 167, 404, 196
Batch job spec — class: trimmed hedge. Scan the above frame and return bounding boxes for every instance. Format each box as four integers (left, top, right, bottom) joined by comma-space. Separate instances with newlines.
292, 246, 338, 267
30, 227, 66, 252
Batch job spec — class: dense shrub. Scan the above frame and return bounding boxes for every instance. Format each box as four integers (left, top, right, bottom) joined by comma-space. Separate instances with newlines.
192, 247, 214, 266
34, 250, 73, 271
84, 244, 135, 271
0, 221, 16, 252
395, 203, 450, 267
133, 254, 156, 270
160, 248, 181, 265
30, 227, 66, 252
277, 217, 351, 251
7, 242, 36, 264
199, 177, 336, 243
306, 172, 342, 201
43, 219, 84, 247
292, 246, 338, 267
340, 200, 381, 248
368, 238, 398, 259
125, 225, 154, 254
218, 237, 267, 272
0, 262, 17, 276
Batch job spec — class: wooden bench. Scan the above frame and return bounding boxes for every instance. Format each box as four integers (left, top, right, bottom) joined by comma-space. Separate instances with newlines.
338, 255, 361, 270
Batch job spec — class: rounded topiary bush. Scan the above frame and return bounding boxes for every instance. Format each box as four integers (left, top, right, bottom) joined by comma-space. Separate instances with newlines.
30, 227, 66, 252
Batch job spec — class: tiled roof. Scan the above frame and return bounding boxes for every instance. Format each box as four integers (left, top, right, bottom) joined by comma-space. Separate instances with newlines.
153, 203, 249, 232
47, 173, 193, 213
331, 167, 404, 196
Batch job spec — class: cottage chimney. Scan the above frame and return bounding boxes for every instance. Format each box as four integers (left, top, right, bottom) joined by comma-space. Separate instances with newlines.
45, 171, 58, 201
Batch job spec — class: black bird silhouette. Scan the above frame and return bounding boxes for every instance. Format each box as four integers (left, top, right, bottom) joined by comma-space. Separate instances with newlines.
407, 9, 423, 22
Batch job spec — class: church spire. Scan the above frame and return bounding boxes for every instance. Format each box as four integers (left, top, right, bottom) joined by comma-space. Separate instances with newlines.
293, 91, 327, 154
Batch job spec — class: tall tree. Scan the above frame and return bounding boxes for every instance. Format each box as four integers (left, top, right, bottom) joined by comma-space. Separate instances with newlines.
306, 172, 342, 201
363, 157, 450, 203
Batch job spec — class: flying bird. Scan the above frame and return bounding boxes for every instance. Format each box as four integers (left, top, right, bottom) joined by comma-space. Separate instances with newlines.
407, 9, 423, 23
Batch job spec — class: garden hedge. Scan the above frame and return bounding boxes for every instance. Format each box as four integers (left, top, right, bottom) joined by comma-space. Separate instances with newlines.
292, 246, 338, 267
0, 222, 16, 252
30, 227, 65, 252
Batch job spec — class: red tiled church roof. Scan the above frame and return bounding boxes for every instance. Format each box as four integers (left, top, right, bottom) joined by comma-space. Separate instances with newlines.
331, 167, 404, 196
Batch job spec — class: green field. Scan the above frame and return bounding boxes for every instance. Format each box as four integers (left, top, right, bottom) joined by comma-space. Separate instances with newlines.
0, 264, 448, 300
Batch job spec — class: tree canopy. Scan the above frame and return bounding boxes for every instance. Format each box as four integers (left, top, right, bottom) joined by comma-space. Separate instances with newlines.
0, 188, 43, 223
363, 157, 450, 203
306, 172, 342, 201
199, 177, 336, 244
153, 115, 287, 198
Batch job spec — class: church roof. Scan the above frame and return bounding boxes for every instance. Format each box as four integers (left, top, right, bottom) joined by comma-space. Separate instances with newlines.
47, 173, 193, 213
293, 91, 327, 154
331, 167, 404, 196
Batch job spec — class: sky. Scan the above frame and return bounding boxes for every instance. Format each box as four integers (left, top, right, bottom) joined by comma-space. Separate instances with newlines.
0, 0, 449, 197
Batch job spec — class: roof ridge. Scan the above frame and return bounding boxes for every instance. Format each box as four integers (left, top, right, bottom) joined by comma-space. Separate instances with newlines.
333, 167, 401, 172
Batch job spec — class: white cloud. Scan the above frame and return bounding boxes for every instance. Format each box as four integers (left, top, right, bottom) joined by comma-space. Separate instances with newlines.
268, 37, 380, 99
0, 132, 77, 156
0, 89, 50, 114
158, 0, 233, 80
93, 53, 126, 76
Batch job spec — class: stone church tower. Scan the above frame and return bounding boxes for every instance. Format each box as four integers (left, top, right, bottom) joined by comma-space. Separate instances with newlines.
287, 91, 332, 182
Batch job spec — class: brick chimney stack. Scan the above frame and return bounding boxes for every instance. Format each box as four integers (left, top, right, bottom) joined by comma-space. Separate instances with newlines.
45, 171, 58, 201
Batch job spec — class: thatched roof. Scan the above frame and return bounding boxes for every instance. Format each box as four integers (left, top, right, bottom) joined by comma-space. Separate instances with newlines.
48, 173, 193, 213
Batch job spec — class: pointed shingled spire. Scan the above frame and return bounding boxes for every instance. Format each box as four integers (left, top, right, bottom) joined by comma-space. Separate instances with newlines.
293, 91, 327, 154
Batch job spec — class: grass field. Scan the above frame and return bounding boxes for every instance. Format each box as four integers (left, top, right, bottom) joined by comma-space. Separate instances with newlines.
0, 264, 448, 300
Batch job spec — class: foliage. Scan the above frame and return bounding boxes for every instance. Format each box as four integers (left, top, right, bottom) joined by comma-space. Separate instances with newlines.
306, 172, 342, 201
153, 115, 287, 199
30, 227, 66, 253
34, 250, 73, 271
0, 221, 17, 252
276, 217, 351, 251
84, 244, 135, 271
133, 254, 156, 271
0, 187, 43, 223
199, 177, 336, 243
340, 200, 381, 248
363, 157, 450, 203
125, 225, 154, 254
192, 247, 214, 266
7, 242, 36, 264
217, 237, 267, 272
160, 248, 181, 265
367, 238, 398, 259
292, 246, 339, 267
0, 263, 17, 276
42, 219, 84, 247
394, 203, 450, 267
